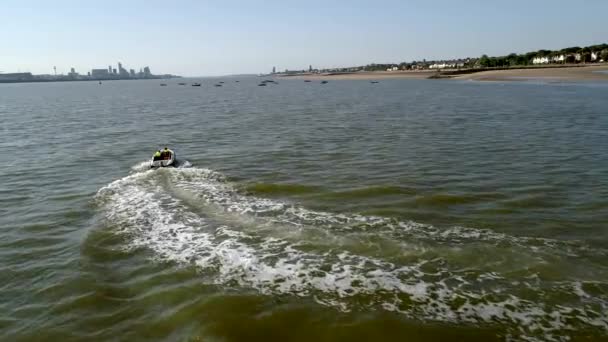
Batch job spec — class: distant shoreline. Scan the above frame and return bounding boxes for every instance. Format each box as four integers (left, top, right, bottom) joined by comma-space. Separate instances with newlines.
277, 64, 608, 82
0, 76, 179, 85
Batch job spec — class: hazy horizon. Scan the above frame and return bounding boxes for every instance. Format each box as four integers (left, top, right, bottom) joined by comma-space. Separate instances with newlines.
2, 0, 607, 77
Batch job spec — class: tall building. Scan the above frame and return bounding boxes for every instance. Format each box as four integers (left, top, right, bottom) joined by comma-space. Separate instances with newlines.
309, 65, 312, 72
129, 69, 135, 77
92, 69, 110, 78
143, 66, 151, 77
118, 62, 129, 77
68, 67, 78, 78
272, 66, 276, 74
108, 65, 112, 74
112, 68, 117, 74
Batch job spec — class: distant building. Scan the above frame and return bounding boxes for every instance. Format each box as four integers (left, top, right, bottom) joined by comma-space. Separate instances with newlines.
92, 69, 110, 78
532, 56, 550, 64
272, 66, 276, 74
591, 52, 599, 62
68, 67, 79, 78
309, 65, 312, 72
118, 62, 129, 77
130, 69, 135, 77
108, 65, 112, 74
0, 72, 34, 82
143, 66, 151, 77
112, 68, 117, 74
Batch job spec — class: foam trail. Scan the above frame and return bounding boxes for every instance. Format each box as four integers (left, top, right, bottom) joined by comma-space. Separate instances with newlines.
95, 166, 608, 341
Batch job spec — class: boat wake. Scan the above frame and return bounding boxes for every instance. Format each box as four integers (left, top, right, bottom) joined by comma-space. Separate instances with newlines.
95, 164, 608, 341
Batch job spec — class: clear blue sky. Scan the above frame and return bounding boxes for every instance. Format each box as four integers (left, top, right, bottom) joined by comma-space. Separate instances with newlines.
2, 0, 607, 76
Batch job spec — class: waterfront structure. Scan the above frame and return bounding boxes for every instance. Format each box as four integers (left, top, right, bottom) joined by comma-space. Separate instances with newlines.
0, 73, 34, 82
91, 69, 110, 78
118, 62, 129, 77
1, 62, 178, 83
68, 67, 79, 78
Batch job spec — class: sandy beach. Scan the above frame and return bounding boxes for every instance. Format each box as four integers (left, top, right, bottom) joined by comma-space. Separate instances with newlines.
279, 65, 608, 82
456, 65, 608, 82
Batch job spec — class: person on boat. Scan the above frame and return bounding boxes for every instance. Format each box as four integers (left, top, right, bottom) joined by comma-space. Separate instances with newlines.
153, 150, 161, 161
163, 147, 172, 160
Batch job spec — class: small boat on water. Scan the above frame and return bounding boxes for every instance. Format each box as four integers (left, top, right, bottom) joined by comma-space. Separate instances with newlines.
219, 81, 225, 84
150, 148, 176, 168
192, 83, 201, 86
160, 83, 167, 86
321, 80, 328, 84
258, 83, 267, 86
214, 84, 222, 87
370, 81, 379, 84
304, 80, 311, 82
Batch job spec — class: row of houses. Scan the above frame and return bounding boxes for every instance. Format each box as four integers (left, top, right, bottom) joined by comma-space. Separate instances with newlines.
532, 52, 602, 64
429, 61, 467, 69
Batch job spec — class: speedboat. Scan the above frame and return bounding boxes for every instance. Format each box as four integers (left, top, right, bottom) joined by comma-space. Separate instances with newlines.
321, 80, 328, 84
258, 83, 267, 86
160, 83, 167, 86
192, 83, 201, 86
150, 149, 176, 168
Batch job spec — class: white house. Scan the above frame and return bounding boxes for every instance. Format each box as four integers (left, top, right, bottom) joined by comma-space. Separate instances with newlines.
532, 56, 550, 64
429, 62, 461, 69
551, 55, 565, 63
591, 52, 598, 62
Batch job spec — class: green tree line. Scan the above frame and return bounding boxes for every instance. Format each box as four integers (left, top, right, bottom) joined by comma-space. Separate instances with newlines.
477, 44, 608, 68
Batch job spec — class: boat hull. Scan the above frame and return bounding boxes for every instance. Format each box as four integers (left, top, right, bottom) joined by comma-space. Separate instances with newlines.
150, 151, 176, 168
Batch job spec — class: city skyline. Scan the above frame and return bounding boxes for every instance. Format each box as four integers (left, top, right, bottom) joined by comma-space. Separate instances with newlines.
42, 62, 154, 77
2, 0, 608, 76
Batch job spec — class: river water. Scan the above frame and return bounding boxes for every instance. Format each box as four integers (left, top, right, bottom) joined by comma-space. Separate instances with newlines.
1, 78, 607, 341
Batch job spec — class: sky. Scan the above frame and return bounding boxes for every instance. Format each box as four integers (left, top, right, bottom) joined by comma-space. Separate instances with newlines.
1, 0, 607, 76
